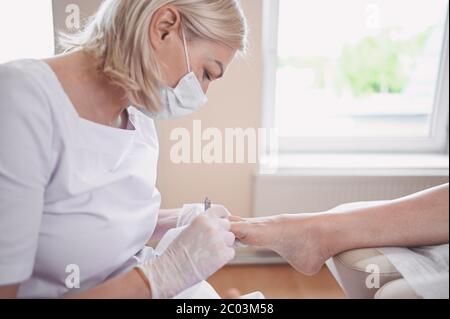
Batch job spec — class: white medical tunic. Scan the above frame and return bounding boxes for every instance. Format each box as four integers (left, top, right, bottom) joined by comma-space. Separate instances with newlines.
0, 60, 161, 298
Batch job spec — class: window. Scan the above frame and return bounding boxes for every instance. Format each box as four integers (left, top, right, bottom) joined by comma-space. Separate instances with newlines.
0, 0, 54, 64
263, 0, 449, 153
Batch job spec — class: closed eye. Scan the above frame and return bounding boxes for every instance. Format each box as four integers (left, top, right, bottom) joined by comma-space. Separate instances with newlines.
203, 70, 212, 81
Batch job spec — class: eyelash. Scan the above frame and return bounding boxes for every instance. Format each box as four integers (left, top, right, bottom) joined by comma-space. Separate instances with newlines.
203, 70, 212, 81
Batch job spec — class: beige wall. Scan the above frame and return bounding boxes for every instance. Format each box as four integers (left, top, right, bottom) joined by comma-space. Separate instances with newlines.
52, 0, 103, 39
156, 0, 262, 216
52, 0, 263, 217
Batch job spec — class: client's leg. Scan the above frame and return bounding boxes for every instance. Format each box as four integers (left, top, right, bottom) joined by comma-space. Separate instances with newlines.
231, 184, 449, 276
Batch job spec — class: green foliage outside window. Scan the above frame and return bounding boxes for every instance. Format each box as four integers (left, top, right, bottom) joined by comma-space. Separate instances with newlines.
339, 28, 433, 96
278, 28, 433, 97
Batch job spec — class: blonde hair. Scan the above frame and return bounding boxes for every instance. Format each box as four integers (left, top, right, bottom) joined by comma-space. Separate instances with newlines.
60, 0, 248, 112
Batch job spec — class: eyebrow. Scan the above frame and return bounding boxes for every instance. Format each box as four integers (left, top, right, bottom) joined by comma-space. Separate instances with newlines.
214, 60, 224, 79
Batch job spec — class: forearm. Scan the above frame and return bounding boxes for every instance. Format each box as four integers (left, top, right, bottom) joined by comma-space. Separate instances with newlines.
0, 285, 19, 299
67, 269, 151, 299
322, 184, 449, 256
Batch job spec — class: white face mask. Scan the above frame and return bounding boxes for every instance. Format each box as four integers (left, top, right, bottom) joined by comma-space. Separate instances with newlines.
142, 29, 208, 120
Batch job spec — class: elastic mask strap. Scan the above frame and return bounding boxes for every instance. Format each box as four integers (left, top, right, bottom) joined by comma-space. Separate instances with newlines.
181, 28, 191, 73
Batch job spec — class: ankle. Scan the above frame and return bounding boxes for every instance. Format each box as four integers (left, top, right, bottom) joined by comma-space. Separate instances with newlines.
314, 213, 340, 259
278, 213, 334, 258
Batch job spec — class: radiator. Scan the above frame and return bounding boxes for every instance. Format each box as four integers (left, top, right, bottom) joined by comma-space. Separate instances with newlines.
253, 175, 449, 217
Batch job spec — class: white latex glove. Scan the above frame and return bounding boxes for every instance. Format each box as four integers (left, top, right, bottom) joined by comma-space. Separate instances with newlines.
136, 207, 235, 299
177, 204, 230, 228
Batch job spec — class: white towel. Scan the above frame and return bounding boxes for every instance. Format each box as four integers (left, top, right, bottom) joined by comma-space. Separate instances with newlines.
378, 245, 449, 299
331, 201, 449, 299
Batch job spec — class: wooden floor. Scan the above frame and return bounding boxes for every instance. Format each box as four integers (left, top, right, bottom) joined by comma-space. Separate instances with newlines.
208, 264, 345, 299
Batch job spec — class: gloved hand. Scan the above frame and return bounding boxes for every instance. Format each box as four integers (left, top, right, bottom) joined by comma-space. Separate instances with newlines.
177, 203, 230, 228
136, 206, 235, 299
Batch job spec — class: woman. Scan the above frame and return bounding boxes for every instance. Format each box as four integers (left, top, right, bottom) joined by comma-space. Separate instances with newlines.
0, 0, 247, 298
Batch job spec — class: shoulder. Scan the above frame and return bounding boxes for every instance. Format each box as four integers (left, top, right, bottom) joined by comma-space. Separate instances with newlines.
0, 59, 53, 120
0, 59, 49, 91
0, 60, 56, 143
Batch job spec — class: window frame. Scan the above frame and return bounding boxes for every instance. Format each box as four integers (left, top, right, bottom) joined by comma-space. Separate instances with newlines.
261, 0, 450, 154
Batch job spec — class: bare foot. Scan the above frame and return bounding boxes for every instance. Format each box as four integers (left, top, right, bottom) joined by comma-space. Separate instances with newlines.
231, 214, 331, 276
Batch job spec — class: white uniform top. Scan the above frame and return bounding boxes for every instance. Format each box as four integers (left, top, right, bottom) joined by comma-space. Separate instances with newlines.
0, 59, 161, 298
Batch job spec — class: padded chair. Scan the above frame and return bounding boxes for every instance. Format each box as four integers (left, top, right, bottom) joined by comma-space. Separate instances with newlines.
326, 248, 420, 299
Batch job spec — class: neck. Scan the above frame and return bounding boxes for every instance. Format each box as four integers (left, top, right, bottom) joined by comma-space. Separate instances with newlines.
65, 50, 129, 128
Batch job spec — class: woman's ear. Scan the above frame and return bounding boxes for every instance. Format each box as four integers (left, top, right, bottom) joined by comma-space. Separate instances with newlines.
149, 5, 182, 50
